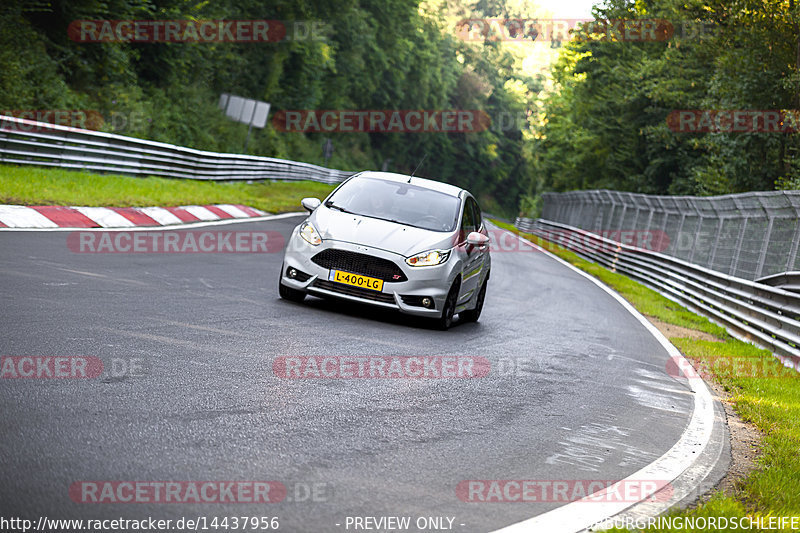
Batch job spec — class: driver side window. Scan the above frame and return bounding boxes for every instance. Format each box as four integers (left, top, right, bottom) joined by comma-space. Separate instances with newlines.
468, 198, 482, 231
460, 199, 476, 239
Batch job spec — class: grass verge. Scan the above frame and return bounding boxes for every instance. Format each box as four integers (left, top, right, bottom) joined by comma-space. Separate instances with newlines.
490, 219, 800, 531
0, 164, 337, 213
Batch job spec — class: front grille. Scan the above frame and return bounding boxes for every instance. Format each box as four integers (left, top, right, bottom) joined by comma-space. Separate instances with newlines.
312, 279, 396, 304
311, 249, 407, 282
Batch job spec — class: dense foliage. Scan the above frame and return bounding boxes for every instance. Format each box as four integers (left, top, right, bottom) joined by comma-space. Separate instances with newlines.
3, 0, 795, 216
0, 0, 542, 216
528, 0, 800, 213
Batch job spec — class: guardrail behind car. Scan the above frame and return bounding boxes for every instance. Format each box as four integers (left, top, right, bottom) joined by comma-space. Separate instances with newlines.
538, 189, 800, 282
515, 217, 800, 370
0, 114, 352, 184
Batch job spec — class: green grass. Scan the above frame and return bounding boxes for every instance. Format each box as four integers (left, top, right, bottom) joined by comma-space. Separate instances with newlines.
491, 219, 800, 530
0, 164, 337, 213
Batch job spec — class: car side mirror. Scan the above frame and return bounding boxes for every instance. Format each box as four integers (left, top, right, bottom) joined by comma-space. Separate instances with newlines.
467, 232, 489, 247
301, 197, 322, 212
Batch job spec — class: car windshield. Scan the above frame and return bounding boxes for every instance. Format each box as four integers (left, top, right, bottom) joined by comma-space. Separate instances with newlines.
325, 177, 461, 232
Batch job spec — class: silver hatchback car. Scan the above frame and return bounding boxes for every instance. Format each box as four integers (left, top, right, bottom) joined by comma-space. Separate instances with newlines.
278, 171, 490, 329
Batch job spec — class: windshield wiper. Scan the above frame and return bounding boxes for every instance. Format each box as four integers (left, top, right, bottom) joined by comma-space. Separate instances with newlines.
325, 205, 427, 230
368, 215, 421, 229
325, 201, 356, 215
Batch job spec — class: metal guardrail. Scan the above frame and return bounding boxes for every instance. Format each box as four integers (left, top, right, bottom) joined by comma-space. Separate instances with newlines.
0, 114, 352, 184
540, 189, 800, 281
515, 217, 800, 368
758, 272, 800, 294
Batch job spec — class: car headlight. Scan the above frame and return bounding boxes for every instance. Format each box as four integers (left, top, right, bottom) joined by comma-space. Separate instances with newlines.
406, 249, 450, 267
299, 221, 322, 245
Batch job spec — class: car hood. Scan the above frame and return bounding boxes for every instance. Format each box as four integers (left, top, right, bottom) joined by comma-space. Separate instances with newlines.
311, 207, 456, 257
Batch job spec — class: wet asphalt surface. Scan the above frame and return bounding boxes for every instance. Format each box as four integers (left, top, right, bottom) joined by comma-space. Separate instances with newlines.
0, 217, 695, 532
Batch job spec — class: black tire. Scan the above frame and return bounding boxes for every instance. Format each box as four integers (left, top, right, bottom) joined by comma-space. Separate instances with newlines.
460, 276, 488, 323
278, 277, 306, 302
435, 279, 460, 330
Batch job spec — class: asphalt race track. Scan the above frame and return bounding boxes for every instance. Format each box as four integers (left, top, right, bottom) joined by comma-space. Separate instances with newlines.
0, 216, 702, 532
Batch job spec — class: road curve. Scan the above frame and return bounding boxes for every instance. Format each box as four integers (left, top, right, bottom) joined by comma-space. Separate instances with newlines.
0, 216, 706, 532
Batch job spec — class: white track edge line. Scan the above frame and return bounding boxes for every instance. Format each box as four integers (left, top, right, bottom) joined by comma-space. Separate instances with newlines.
0, 212, 307, 232
486, 226, 716, 533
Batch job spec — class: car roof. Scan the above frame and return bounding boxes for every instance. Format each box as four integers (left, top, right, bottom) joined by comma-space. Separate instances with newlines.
354, 171, 465, 198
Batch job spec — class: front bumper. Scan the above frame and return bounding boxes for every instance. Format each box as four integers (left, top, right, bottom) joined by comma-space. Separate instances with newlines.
280, 234, 456, 317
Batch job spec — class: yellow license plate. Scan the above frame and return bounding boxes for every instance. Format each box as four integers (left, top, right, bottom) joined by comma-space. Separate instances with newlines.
328, 270, 384, 292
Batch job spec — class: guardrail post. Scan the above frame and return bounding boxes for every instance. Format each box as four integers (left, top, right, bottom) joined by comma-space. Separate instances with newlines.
688, 216, 703, 263
788, 224, 800, 273
756, 216, 775, 278
706, 199, 723, 270
754, 195, 774, 278
685, 197, 703, 263
659, 199, 672, 252
580, 193, 592, 229
616, 192, 627, 232
607, 192, 618, 232
786, 193, 800, 272
730, 209, 749, 277
675, 212, 687, 257
589, 191, 606, 232
630, 194, 641, 231
0, 116, 9, 164
708, 218, 722, 269
642, 199, 654, 233
597, 191, 609, 231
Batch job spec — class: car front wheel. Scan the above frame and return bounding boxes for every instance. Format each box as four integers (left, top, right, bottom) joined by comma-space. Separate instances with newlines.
435, 279, 460, 330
